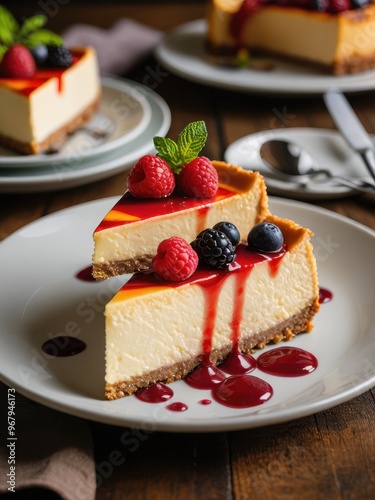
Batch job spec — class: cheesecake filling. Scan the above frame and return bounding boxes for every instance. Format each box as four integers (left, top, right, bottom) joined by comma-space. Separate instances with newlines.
105, 220, 319, 400
93, 163, 269, 278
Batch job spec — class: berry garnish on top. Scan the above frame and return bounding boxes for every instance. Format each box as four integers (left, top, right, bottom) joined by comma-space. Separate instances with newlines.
127, 154, 176, 199
0, 44, 36, 78
247, 222, 284, 254
0, 5, 70, 76
46, 45, 73, 68
153, 121, 219, 199
213, 221, 241, 246
176, 156, 218, 198
191, 228, 236, 270
152, 236, 198, 282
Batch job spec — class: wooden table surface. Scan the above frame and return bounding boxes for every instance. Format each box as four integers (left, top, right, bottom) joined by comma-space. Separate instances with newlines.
1, 3, 375, 499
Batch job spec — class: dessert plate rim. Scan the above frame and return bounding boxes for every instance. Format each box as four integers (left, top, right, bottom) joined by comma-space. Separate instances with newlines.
155, 19, 375, 95
225, 127, 375, 200
0, 196, 374, 432
0, 76, 153, 167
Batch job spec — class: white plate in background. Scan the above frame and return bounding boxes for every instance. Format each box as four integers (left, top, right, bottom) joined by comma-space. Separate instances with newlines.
0, 81, 171, 193
0, 77, 152, 167
155, 20, 375, 95
225, 128, 375, 200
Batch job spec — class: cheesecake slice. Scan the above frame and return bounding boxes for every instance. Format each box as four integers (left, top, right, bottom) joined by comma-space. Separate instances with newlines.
0, 46, 101, 154
105, 215, 320, 400
207, 0, 375, 75
92, 161, 270, 278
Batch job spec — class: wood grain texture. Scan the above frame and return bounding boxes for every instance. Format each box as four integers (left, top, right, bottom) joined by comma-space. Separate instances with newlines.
0, 4, 374, 500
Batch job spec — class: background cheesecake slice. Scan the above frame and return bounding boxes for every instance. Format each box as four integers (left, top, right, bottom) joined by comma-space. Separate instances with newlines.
105, 215, 320, 400
0, 46, 101, 154
207, 0, 375, 75
92, 161, 270, 278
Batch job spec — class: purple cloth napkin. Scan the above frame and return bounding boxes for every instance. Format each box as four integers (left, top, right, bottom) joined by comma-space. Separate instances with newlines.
63, 19, 162, 75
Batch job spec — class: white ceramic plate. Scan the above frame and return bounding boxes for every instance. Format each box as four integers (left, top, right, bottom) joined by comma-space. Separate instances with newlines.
0, 77, 152, 167
0, 80, 171, 193
155, 20, 375, 95
225, 128, 375, 200
0, 197, 374, 432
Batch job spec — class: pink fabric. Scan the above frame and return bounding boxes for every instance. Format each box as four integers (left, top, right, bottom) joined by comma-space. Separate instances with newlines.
64, 19, 162, 75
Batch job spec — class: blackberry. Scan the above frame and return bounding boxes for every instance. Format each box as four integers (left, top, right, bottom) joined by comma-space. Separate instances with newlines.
213, 221, 240, 246
46, 45, 73, 68
247, 222, 284, 254
191, 229, 236, 270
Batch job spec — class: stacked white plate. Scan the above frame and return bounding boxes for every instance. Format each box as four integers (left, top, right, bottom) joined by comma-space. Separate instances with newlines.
0, 76, 171, 193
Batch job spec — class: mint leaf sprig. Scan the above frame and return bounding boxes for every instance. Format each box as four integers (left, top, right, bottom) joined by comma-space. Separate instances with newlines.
0, 5, 63, 61
153, 121, 208, 174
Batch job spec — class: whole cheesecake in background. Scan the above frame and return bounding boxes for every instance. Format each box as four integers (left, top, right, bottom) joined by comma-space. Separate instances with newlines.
207, 0, 375, 75
0, 6, 101, 154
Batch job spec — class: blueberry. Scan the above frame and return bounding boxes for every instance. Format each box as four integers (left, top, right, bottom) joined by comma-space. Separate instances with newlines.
312, 0, 329, 11
213, 221, 240, 246
247, 222, 284, 254
351, 0, 370, 7
30, 44, 48, 66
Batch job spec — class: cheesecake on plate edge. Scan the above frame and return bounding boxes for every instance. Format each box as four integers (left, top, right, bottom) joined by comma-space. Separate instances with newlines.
206, 0, 375, 75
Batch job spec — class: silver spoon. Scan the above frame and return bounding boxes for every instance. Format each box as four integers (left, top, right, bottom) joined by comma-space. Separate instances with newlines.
260, 139, 375, 193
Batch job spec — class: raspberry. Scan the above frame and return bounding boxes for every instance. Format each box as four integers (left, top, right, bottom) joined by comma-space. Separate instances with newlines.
152, 237, 198, 282
0, 44, 36, 78
177, 156, 218, 198
191, 229, 236, 270
127, 154, 176, 198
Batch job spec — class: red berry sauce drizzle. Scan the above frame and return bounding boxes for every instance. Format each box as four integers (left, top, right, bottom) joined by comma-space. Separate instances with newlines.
42, 336, 86, 357
75, 265, 97, 282
69, 247, 332, 412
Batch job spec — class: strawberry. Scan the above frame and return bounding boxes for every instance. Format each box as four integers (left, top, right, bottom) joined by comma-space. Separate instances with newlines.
127, 154, 176, 198
177, 156, 218, 198
152, 237, 198, 282
0, 44, 36, 78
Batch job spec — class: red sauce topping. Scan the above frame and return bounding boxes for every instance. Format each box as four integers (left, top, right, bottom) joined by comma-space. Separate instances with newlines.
166, 402, 188, 412
135, 382, 174, 403
42, 336, 86, 357
257, 346, 318, 376
94, 187, 238, 233
319, 287, 333, 303
212, 374, 273, 408
0, 51, 82, 96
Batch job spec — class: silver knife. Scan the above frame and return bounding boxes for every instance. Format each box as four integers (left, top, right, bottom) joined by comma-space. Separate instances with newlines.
323, 89, 375, 182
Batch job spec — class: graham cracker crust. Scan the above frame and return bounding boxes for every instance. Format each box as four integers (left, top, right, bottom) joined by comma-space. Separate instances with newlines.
92, 255, 154, 279
0, 92, 101, 155
105, 297, 320, 400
